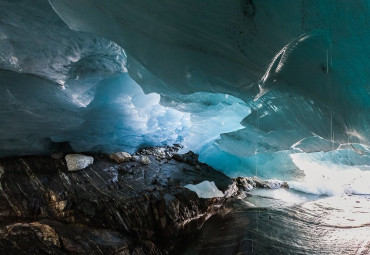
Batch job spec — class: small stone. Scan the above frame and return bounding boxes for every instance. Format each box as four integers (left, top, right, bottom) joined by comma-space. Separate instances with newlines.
281, 182, 289, 188
109, 152, 132, 163
195, 165, 202, 171
36, 232, 43, 238
65, 154, 94, 171
141, 156, 151, 165
252, 177, 264, 188
132, 155, 140, 161
55, 200, 67, 212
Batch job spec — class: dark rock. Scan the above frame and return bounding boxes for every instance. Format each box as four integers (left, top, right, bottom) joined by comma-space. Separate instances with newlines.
172, 153, 184, 162
0, 146, 234, 254
233, 176, 290, 191
183, 151, 198, 166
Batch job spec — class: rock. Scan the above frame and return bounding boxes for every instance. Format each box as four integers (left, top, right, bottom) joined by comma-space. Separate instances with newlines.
251, 177, 264, 188
65, 154, 94, 171
55, 201, 67, 212
235, 177, 254, 192
0, 146, 234, 254
29, 222, 61, 247
109, 152, 131, 163
183, 151, 198, 166
173, 144, 183, 149
281, 182, 289, 188
264, 180, 283, 189
153, 147, 166, 159
224, 182, 238, 198
132, 155, 140, 162
172, 153, 184, 162
141, 156, 151, 165
250, 177, 287, 189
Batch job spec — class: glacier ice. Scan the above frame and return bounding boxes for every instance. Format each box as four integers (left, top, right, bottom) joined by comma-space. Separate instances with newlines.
289, 148, 370, 196
0, 69, 191, 156
0, 0, 369, 195
184, 181, 224, 199
0, 0, 126, 86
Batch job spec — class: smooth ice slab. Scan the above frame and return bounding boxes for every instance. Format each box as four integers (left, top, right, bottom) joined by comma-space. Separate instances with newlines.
185, 181, 224, 198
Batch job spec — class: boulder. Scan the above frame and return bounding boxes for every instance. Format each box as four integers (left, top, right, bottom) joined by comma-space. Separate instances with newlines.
65, 154, 94, 171
109, 152, 132, 163
141, 156, 151, 165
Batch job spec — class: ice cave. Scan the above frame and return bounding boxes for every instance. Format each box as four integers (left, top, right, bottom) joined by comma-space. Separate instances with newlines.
0, 0, 369, 254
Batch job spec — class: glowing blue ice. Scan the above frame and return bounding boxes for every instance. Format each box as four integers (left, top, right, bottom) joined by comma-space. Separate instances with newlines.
1, 0, 369, 194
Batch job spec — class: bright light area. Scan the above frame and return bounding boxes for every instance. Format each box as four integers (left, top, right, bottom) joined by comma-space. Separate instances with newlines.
289, 152, 370, 196
184, 181, 224, 198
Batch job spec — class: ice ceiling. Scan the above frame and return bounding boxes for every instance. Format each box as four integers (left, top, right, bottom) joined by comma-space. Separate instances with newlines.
1, 0, 369, 194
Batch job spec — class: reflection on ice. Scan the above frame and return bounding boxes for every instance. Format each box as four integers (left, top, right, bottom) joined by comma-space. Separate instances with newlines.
300, 195, 370, 228
249, 188, 319, 207
289, 151, 370, 196
177, 190, 370, 255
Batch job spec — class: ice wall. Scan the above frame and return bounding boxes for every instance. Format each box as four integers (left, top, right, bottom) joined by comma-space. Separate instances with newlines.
49, 0, 370, 146
1, 0, 369, 189
0, 0, 248, 157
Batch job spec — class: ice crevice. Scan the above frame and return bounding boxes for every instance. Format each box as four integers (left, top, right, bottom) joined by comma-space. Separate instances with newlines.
0, 0, 369, 195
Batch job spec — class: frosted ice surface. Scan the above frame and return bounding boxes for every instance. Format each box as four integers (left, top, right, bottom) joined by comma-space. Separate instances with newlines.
184, 181, 224, 198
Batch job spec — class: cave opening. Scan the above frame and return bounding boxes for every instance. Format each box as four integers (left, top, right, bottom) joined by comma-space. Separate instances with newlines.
0, 0, 369, 254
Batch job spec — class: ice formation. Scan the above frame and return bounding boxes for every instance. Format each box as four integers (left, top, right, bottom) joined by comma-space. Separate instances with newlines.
1, 0, 369, 195
184, 181, 224, 199
288, 149, 370, 196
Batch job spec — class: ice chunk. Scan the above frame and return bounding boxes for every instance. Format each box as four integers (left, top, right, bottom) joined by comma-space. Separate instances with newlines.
184, 181, 224, 198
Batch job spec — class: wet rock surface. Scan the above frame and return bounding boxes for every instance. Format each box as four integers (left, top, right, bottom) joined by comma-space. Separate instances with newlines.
0, 146, 236, 254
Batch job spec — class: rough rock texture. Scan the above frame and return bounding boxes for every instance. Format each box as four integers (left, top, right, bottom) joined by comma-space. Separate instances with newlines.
0, 146, 236, 254
64, 154, 94, 171
109, 152, 132, 163
234, 176, 289, 191
140, 156, 151, 165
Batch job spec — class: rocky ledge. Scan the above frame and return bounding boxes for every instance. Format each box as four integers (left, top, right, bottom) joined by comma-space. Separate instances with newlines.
0, 146, 290, 254
0, 146, 240, 254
